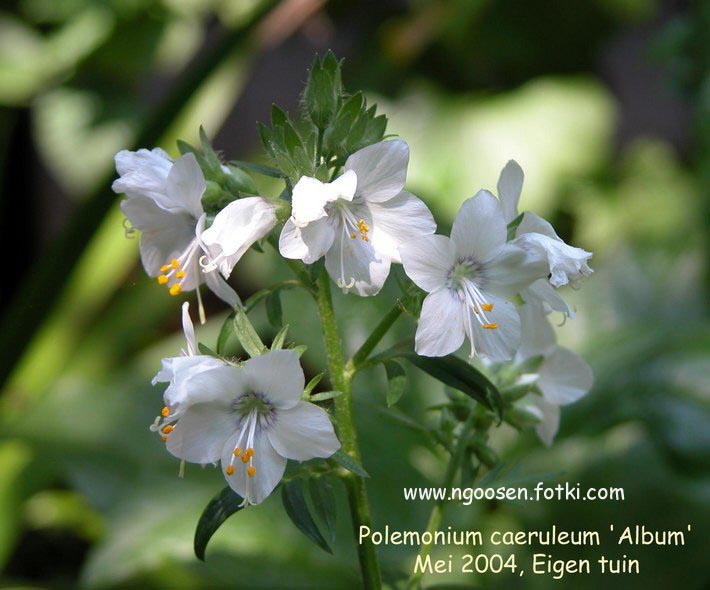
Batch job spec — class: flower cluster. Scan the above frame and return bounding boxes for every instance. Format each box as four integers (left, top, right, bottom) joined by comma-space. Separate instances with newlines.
111, 55, 594, 522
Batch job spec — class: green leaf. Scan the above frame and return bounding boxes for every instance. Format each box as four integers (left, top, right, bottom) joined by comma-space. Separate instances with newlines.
199, 126, 222, 175
330, 450, 369, 478
224, 165, 259, 195
303, 373, 324, 397
506, 212, 524, 241
309, 390, 342, 402
265, 291, 283, 328
384, 360, 407, 407
257, 122, 275, 157
307, 478, 336, 547
177, 139, 198, 156
233, 308, 267, 357
194, 486, 244, 561
197, 342, 220, 358
271, 325, 289, 350
216, 311, 237, 355
402, 353, 503, 418
229, 159, 284, 178
281, 480, 332, 553
271, 104, 289, 128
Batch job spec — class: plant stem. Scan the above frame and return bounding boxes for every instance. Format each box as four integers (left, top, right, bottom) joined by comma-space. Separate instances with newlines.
315, 269, 382, 590
406, 415, 476, 590
348, 302, 403, 371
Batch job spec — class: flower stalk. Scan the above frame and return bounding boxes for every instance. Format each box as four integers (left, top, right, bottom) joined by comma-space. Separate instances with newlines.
315, 268, 382, 590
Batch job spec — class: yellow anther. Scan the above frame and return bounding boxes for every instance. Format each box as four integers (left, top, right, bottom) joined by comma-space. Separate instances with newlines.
241, 454, 250, 464
160, 436, 167, 443
482, 303, 494, 312
246, 448, 254, 458
157, 275, 169, 285
161, 406, 169, 417
473, 306, 479, 314
170, 259, 180, 269
175, 270, 186, 279
247, 466, 256, 477
483, 322, 499, 330
169, 283, 182, 296
160, 265, 170, 273
161, 424, 174, 434
226, 465, 235, 476
233, 448, 242, 457
362, 235, 369, 242
350, 232, 357, 239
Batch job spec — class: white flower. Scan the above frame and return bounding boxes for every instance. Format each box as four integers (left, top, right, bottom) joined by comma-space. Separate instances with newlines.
516, 303, 593, 445
150, 302, 224, 436
400, 191, 547, 361
279, 140, 436, 296
199, 196, 277, 278
162, 350, 340, 505
497, 160, 593, 315
114, 150, 240, 317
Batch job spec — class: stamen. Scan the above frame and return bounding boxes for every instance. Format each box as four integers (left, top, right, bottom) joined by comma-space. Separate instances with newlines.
241, 454, 250, 464
161, 424, 174, 434
233, 448, 242, 457
157, 275, 169, 285
176, 270, 186, 279
160, 436, 167, 443
247, 466, 256, 477
482, 303, 494, 312
357, 219, 370, 241
161, 406, 170, 417
160, 264, 170, 273
171, 259, 180, 269
169, 284, 182, 296
483, 322, 499, 330
246, 448, 254, 458
226, 465, 235, 475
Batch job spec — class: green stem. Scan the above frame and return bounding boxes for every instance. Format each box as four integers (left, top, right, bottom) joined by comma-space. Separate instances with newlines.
315, 269, 382, 590
348, 302, 403, 371
407, 415, 476, 590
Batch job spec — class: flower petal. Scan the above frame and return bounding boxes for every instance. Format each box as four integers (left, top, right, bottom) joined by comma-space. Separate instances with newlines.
291, 171, 355, 226
324, 218, 391, 296
165, 153, 206, 220
174, 364, 248, 407
522, 279, 574, 318
517, 303, 557, 360
400, 234, 455, 292
537, 346, 593, 405
531, 396, 560, 446
154, 355, 226, 413
415, 289, 465, 357
368, 191, 436, 263
482, 243, 548, 299
344, 140, 409, 203
203, 268, 241, 308
166, 402, 235, 464
120, 196, 196, 276
221, 431, 286, 505
243, 350, 304, 410
279, 216, 336, 264
515, 212, 593, 287
267, 402, 340, 461
497, 160, 524, 224
113, 148, 173, 208
468, 295, 521, 361
451, 191, 507, 263
182, 302, 197, 355
201, 197, 277, 277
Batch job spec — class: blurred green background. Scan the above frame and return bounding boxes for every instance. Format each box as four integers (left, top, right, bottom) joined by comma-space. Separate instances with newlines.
0, 0, 708, 588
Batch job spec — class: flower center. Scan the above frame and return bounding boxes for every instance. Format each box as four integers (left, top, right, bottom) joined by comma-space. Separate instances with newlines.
156, 238, 202, 296
448, 258, 499, 357
330, 202, 370, 291
225, 392, 275, 506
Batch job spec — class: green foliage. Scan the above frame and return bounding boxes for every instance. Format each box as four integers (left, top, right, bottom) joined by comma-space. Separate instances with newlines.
384, 360, 407, 407
281, 479, 332, 553
194, 486, 244, 561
